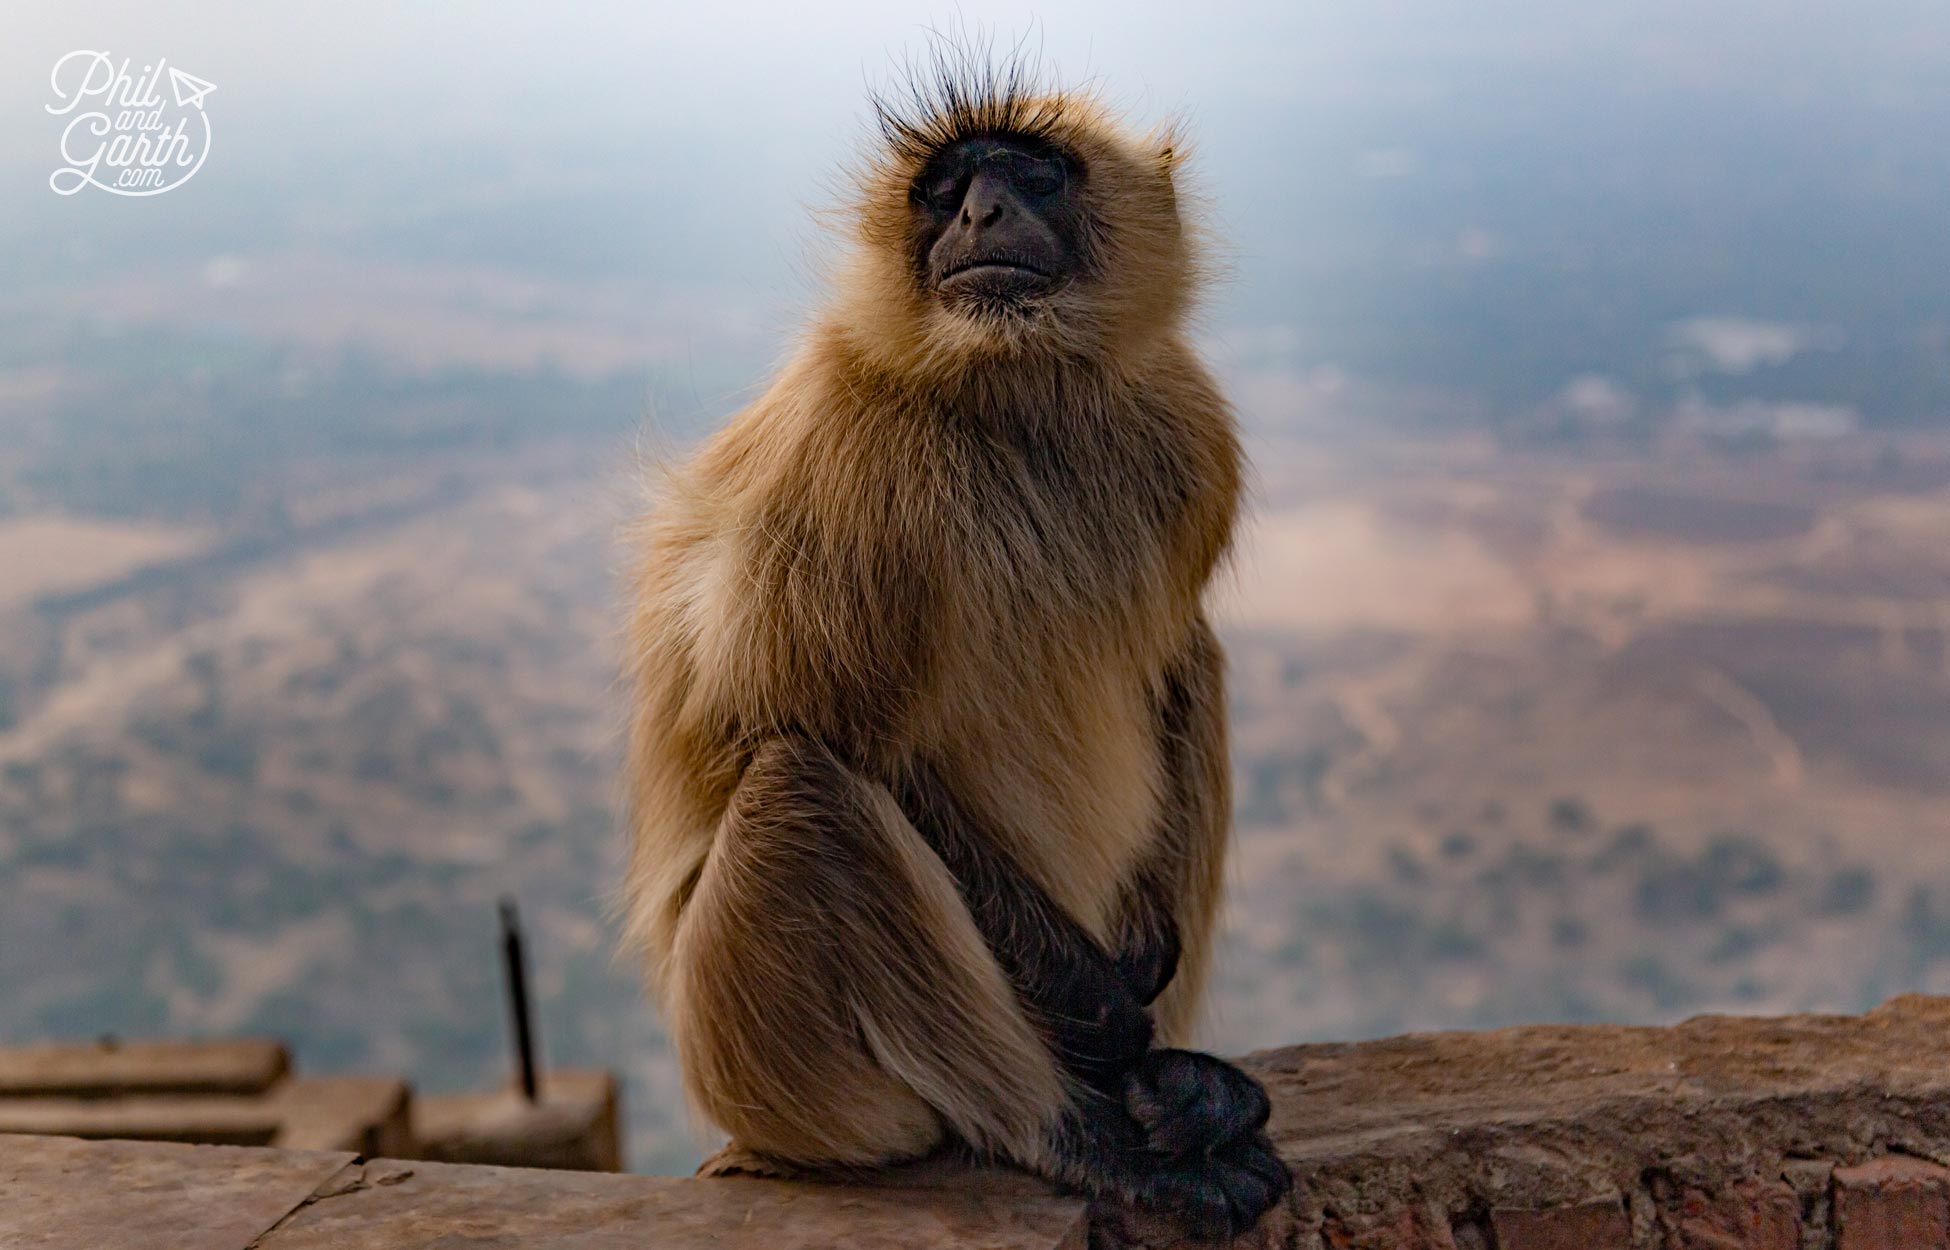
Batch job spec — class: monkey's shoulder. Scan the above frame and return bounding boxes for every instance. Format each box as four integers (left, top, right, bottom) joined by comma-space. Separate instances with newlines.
669, 351, 1239, 619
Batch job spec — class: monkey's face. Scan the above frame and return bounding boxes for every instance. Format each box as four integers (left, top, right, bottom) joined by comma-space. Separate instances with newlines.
843, 77, 1195, 373
911, 137, 1084, 314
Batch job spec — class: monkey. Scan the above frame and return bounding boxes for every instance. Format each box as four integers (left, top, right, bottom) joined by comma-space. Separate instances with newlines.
621, 52, 1288, 1240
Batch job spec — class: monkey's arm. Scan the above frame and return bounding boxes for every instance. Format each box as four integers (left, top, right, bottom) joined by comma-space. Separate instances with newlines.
900, 612, 1232, 1072
895, 750, 1281, 1218
893, 758, 1155, 1093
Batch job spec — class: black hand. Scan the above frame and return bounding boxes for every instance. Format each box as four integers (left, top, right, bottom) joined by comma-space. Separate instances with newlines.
894, 757, 1153, 1091
1114, 916, 1181, 1007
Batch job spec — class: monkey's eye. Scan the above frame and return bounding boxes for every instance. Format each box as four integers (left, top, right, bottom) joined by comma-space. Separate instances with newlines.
917, 166, 964, 209
1004, 152, 1067, 198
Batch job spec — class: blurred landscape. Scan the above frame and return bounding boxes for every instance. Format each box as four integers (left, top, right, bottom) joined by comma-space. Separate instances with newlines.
4, 0, 1949, 1172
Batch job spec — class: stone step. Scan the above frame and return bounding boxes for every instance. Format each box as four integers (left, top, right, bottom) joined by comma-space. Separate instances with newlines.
0, 1037, 288, 1099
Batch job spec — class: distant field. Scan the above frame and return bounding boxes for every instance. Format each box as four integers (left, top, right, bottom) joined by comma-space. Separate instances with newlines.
1221, 500, 1532, 634
6, 425, 1950, 1170
0, 515, 208, 610
1206, 431, 1950, 1051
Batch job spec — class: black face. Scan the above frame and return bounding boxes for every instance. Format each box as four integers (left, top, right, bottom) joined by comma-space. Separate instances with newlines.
912, 136, 1083, 306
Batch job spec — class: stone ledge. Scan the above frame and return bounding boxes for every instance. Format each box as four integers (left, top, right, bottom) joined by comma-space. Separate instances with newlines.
0, 1135, 1089, 1250
0, 1134, 354, 1250
1189, 992, 1950, 1249
12, 997, 1950, 1248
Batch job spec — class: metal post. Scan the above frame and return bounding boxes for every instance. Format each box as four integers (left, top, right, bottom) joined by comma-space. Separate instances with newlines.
499, 896, 540, 1102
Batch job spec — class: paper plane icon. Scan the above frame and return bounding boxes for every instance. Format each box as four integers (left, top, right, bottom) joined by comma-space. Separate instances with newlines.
168, 67, 217, 110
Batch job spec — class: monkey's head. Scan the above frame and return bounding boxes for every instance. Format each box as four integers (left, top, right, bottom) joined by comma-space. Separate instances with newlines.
834, 55, 1199, 380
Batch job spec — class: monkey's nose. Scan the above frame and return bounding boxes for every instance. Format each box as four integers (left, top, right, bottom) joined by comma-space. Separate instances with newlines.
958, 169, 1012, 228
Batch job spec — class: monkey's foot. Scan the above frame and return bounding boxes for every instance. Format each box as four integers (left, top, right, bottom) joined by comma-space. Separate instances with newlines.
1115, 1050, 1288, 1238
696, 1142, 813, 1180
1124, 1048, 1272, 1158
1050, 1056, 1291, 1242
1122, 1131, 1291, 1241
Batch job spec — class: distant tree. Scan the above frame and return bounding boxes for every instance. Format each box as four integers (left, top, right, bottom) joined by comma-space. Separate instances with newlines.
1548, 796, 1594, 836
1819, 867, 1877, 917
1591, 823, 1658, 873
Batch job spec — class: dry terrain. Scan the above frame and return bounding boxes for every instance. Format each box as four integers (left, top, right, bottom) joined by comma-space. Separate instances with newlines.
1209, 431, 1950, 1051
4, 419, 1950, 1169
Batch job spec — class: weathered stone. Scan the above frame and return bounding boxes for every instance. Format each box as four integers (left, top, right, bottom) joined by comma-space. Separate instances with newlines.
1231, 995, 1950, 1250
413, 1069, 620, 1171
1491, 1199, 1631, 1249
1832, 1155, 1950, 1250
0, 1134, 352, 1250
0, 1037, 288, 1098
0, 1075, 409, 1156
14, 997, 1950, 1247
271, 1075, 413, 1156
0, 1096, 282, 1146
1320, 1204, 1457, 1249
1670, 1181, 1802, 1250
1781, 1160, 1836, 1250
259, 1155, 1088, 1249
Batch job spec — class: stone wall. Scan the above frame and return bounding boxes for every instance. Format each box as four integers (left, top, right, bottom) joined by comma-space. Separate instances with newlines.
12, 997, 1950, 1249
1137, 993, 1950, 1250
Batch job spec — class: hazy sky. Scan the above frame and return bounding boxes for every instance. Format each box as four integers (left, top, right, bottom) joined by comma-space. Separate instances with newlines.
7, 1, 1949, 430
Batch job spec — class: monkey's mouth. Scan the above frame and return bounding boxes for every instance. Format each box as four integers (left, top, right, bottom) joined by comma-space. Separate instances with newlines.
939, 256, 1057, 299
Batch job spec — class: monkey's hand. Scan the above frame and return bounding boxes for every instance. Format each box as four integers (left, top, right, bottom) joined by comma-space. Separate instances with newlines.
1037, 943, 1156, 1092
1112, 918, 1180, 1008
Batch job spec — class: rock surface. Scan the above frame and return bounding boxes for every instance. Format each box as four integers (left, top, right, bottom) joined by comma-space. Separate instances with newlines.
413, 1069, 621, 1172
14, 998, 1950, 1248
0, 1135, 353, 1250
0, 1038, 288, 1098
1182, 993, 1950, 1249
0, 1135, 1088, 1250
262, 1156, 1087, 1250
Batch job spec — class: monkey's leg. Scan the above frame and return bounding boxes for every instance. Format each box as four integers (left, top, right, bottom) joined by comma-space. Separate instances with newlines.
896, 755, 1289, 1240
670, 735, 1066, 1170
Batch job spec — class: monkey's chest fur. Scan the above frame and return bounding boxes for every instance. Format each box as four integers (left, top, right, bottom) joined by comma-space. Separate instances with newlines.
912, 419, 1204, 942
658, 370, 1230, 953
